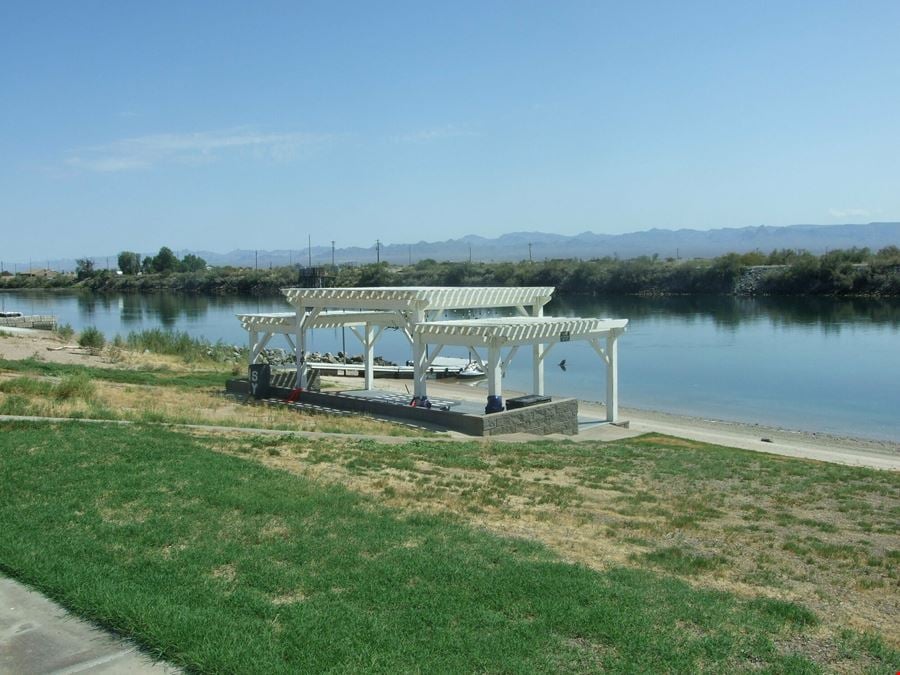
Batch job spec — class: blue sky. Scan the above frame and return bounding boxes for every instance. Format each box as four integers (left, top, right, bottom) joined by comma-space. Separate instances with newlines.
2, 1, 899, 262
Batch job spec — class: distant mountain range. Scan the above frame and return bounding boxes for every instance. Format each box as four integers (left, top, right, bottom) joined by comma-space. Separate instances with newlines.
11, 222, 900, 272
182, 222, 900, 267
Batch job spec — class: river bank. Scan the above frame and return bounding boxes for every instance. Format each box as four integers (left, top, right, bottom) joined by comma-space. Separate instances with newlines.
3, 328, 896, 469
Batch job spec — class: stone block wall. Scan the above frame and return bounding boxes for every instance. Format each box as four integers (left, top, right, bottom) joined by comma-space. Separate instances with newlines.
225, 379, 578, 436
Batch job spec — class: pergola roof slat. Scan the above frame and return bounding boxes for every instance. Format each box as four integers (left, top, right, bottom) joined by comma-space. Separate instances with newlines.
414, 317, 628, 346
282, 286, 554, 311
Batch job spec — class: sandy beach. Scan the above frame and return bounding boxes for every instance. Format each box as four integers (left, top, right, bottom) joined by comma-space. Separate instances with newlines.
322, 374, 900, 470
2, 327, 897, 470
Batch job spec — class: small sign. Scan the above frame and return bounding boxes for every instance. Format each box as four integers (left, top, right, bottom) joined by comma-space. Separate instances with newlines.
560, 331, 570, 342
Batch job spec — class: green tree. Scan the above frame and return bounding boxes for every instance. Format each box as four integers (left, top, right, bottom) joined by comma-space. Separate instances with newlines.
180, 253, 207, 272
117, 251, 141, 275
151, 247, 179, 274
75, 258, 95, 280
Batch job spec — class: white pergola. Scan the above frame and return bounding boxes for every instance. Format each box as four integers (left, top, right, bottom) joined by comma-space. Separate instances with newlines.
237, 286, 628, 422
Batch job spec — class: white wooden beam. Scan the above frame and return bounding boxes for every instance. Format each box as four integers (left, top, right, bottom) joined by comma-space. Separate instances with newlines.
364, 323, 375, 390
606, 332, 619, 423
531, 303, 544, 396
589, 338, 610, 365
501, 345, 519, 376
423, 344, 445, 370
486, 341, 503, 412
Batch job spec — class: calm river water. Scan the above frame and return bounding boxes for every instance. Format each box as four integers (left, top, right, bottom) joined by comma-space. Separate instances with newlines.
2, 290, 898, 442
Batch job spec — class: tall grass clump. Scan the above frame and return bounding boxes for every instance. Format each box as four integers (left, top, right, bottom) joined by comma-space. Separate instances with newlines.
0, 377, 54, 397
125, 328, 236, 363
53, 372, 96, 401
55, 323, 75, 341
77, 326, 105, 350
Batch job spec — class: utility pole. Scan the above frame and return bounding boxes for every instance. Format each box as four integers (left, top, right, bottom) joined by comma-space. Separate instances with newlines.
308, 234, 312, 267
408, 245, 412, 265
255, 250, 258, 270
468, 243, 472, 263
528, 243, 533, 262
376, 239, 381, 264
331, 240, 335, 268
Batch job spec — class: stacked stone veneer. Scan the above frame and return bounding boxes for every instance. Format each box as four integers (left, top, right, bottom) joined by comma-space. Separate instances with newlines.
225, 379, 578, 436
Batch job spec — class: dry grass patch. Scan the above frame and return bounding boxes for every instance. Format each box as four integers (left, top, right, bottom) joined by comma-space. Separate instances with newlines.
0, 369, 427, 437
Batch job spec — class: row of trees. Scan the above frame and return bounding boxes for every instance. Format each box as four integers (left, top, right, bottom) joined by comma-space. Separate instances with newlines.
22, 246, 900, 296
117, 248, 207, 275
73, 248, 207, 280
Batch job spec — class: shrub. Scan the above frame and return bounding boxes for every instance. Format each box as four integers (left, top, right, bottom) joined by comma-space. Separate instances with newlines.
78, 327, 105, 350
53, 373, 96, 401
55, 323, 75, 341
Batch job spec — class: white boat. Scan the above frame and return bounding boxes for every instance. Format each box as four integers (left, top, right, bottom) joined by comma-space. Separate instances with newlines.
456, 361, 486, 379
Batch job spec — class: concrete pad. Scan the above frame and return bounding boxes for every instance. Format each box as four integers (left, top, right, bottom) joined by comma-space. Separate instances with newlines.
0, 576, 178, 675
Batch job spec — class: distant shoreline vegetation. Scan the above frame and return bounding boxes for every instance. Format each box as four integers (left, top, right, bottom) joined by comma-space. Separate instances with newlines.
2, 246, 898, 297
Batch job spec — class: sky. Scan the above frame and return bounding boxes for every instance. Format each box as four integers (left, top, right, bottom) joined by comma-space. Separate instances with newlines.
2, 0, 899, 263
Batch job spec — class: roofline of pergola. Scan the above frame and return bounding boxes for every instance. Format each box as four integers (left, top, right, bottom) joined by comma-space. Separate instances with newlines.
281, 286, 555, 311
414, 318, 628, 348
238, 310, 406, 333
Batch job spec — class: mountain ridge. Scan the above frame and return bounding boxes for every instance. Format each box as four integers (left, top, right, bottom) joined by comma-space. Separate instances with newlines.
11, 222, 899, 271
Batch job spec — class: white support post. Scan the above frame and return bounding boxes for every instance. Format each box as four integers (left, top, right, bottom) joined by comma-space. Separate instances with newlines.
606, 331, 619, 423
363, 322, 375, 390
532, 303, 544, 395
297, 307, 323, 389
411, 308, 428, 402
295, 311, 305, 389
249, 329, 259, 365
486, 341, 503, 412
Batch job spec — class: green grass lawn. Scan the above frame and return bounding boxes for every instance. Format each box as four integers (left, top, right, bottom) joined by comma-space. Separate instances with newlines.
0, 420, 874, 673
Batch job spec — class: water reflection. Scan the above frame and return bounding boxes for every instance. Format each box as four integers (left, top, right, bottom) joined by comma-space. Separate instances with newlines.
548, 295, 900, 330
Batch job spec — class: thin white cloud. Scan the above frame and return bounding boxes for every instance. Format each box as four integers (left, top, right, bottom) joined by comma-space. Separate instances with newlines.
828, 208, 871, 219
392, 124, 477, 144
65, 127, 330, 172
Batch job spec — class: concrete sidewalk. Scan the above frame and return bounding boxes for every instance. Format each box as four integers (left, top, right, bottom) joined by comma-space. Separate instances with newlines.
0, 576, 178, 675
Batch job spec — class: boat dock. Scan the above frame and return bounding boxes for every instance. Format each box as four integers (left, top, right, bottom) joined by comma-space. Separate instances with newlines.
307, 356, 483, 380
0, 314, 57, 330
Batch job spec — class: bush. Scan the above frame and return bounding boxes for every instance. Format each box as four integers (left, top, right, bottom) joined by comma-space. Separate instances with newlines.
55, 323, 75, 341
53, 373, 96, 401
78, 327, 105, 350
